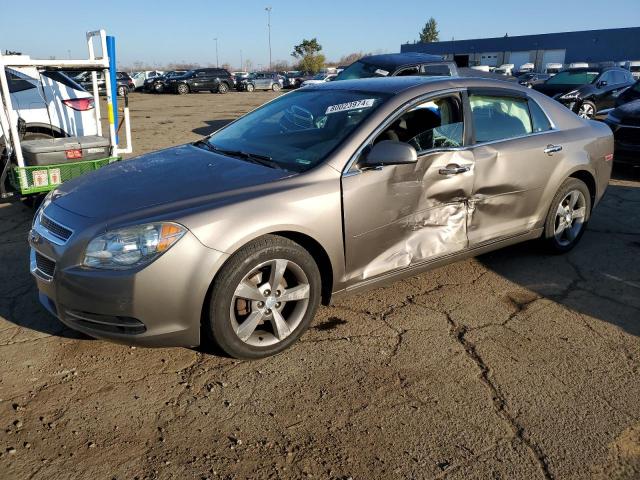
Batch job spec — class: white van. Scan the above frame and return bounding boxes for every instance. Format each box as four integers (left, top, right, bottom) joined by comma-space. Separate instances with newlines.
544, 63, 564, 75
628, 61, 640, 80
495, 64, 515, 76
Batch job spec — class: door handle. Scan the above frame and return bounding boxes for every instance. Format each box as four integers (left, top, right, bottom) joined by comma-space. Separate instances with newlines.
439, 163, 470, 176
544, 144, 563, 155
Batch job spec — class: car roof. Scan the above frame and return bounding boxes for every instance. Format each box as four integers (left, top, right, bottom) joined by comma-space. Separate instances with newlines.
304, 75, 526, 95
358, 52, 445, 70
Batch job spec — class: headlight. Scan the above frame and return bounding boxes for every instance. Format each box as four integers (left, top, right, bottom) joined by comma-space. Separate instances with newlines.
560, 90, 580, 100
83, 223, 186, 270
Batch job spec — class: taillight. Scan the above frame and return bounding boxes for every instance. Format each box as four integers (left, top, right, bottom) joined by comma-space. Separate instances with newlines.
62, 98, 95, 111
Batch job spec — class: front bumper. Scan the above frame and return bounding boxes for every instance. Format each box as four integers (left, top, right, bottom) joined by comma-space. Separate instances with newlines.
29, 206, 229, 347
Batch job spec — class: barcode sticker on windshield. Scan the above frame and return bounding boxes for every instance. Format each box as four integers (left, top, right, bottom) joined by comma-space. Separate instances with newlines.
326, 99, 375, 115
374, 69, 389, 76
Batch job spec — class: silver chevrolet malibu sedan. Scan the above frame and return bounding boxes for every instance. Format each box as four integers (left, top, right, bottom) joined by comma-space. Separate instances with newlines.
29, 76, 613, 359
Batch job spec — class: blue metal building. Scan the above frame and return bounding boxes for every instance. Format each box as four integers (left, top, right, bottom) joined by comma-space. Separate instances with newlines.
400, 27, 640, 71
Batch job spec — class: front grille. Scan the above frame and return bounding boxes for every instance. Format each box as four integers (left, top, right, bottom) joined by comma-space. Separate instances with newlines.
35, 251, 56, 278
616, 127, 640, 146
40, 214, 72, 242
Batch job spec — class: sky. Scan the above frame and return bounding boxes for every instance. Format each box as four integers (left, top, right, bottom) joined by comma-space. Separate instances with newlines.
2, 0, 640, 70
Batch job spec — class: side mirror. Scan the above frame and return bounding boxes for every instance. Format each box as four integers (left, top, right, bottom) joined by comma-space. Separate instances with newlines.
597, 80, 608, 88
361, 140, 418, 168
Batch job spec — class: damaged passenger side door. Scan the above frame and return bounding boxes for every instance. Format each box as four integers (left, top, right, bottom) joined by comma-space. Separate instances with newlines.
342, 92, 475, 283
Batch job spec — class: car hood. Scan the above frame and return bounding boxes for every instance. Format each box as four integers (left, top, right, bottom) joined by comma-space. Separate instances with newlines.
53, 144, 295, 219
611, 99, 640, 126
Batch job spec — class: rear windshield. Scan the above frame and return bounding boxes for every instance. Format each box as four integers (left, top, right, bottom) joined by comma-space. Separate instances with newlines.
42, 71, 87, 92
335, 61, 390, 80
546, 71, 599, 85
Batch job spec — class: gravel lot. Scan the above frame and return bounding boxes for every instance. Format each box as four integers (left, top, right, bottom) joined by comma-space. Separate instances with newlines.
1, 91, 639, 480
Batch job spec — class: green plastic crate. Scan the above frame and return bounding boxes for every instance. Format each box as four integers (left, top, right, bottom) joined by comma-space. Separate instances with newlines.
10, 157, 121, 195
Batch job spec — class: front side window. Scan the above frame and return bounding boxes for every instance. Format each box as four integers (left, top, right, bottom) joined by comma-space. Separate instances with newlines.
470, 94, 533, 143
375, 94, 464, 153
205, 89, 390, 172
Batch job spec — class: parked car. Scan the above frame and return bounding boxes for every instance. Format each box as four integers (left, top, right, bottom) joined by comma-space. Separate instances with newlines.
628, 61, 640, 80
605, 100, 640, 166
301, 73, 337, 87
517, 72, 551, 88
494, 64, 515, 76
238, 72, 282, 92
544, 63, 564, 75
131, 70, 163, 90
335, 53, 458, 80
166, 68, 234, 95
615, 79, 640, 107
2, 66, 98, 143
283, 71, 313, 88
516, 63, 535, 75
143, 70, 188, 93
533, 66, 636, 118
77, 71, 134, 97
30, 76, 613, 359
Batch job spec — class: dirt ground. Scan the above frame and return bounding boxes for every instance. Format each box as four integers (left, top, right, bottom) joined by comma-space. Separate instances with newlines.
1, 91, 639, 480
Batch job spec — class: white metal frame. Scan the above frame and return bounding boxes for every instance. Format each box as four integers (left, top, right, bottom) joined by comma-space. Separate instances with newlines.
0, 29, 132, 175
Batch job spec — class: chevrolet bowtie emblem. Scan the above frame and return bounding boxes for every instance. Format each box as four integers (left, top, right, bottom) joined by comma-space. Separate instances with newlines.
29, 229, 41, 245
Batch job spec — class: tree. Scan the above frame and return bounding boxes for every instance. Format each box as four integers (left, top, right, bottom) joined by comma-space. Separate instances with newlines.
291, 38, 325, 74
419, 17, 439, 43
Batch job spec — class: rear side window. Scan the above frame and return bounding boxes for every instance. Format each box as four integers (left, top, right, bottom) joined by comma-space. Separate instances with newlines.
396, 66, 419, 76
421, 64, 452, 76
470, 94, 532, 143
528, 99, 552, 133
41, 71, 87, 92
7, 73, 36, 93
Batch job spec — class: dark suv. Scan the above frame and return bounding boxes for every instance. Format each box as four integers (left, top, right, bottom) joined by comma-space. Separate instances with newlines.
334, 53, 458, 81
533, 66, 635, 118
167, 68, 234, 95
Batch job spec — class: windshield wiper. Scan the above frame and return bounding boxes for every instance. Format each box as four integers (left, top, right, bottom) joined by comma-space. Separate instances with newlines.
203, 142, 284, 170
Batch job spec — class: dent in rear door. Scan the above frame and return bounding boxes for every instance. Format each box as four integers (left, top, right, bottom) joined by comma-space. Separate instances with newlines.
341, 149, 474, 283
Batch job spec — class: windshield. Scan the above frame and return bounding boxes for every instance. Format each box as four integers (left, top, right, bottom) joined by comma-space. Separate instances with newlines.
335, 61, 390, 81
312, 73, 325, 80
546, 70, 599, 85
203, 89, 390, 172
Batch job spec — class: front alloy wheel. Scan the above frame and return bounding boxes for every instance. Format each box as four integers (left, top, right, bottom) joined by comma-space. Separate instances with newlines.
577, 101, 596, 119
177, 83, 189, 95
206, 235, 321, 359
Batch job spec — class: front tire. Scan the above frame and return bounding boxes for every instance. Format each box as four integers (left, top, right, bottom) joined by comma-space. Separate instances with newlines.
217, 83, 229, 94
272, 83, 281, 92
542, 178, 591, 253
205, 235, 321, 359
245, 83, 255, 92
176, 83, 189, 95
117, 86, 127, 97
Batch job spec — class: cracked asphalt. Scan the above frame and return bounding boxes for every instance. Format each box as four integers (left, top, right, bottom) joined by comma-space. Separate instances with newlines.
1, 92, 639, 480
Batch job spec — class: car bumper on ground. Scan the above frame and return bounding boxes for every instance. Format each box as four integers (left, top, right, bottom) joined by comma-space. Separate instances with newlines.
29, 209, 229, 348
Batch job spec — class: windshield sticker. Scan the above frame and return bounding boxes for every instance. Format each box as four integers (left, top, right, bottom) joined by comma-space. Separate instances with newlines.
375, 69, 389, 76
325, 99, 376, 114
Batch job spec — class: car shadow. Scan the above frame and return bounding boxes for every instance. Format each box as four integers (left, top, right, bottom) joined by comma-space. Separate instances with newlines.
477, 183, 640, 337
0, 200, 89, 340
192, 119, 234, 137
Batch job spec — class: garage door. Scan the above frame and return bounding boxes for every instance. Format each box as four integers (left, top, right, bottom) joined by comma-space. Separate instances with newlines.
509, 51, 530, 69
542, 49, 566, 66
480, 53, 499, 67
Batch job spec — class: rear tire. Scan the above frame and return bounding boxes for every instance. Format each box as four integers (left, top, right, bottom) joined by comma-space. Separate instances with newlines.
217, 83, 229, 94
177, 83, 189, 95
272, 83, 281, 92
576, 100, 597, 119
542, 178, 591, 253
205, 235, 321, 360
246, 83, 255, 92
117, 86, 127, 97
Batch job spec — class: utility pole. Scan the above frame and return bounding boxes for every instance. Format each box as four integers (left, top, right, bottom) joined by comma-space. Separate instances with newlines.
240, 49, 243, 72
265, 6, 272, 70
214, 38, 219, 67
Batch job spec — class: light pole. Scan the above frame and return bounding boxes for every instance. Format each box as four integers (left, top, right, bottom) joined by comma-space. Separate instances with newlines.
240, 49, 243, 72
213, 38, 219, 67
265, 6, 272, 70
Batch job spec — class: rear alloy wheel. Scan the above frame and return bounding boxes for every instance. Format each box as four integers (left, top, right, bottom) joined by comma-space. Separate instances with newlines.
246, 83, 255, 92
206, 235, 321, 359
117, 85, 127, 97
177, 83, 189, 95
543, 178, 591, 253
153, 82, 163, 93
272, 83, 281, 92
217, 83, 229, 94
577, 100, 596, 119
